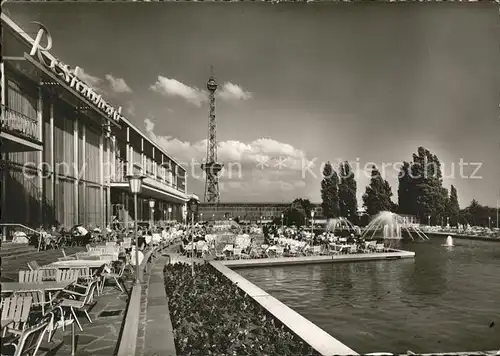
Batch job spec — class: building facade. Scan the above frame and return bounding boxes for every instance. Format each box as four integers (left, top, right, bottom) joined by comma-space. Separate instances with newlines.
198, 202, 323, 223
1, 14, 192, 235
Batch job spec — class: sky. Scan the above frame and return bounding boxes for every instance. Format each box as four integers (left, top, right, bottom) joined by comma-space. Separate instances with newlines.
4, 2, 500, 208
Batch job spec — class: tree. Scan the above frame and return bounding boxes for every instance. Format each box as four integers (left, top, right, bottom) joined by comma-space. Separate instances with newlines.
409, 147, 448, 222
362, 165, 393, 216
446, 185, 460, 225
283, 207, 306, 227
291, 198, 313, 219
338, 161, 358, 223
187, 198, 199, 221
320, 162, 340, 219
397, 161, 413, 215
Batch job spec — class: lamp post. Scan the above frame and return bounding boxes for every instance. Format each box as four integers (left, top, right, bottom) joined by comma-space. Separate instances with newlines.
497, 199, 499, 229
281, 213, 284, 230
310, 211, 315, 237
488, 216, 491, 229
212, 213, 215, 223
200, 213, 203, 223
447, 216, 449, 226
126, 174, 145, 284
260, 215, 263, 230
148, 199, 155, 229
190, 201, 197, 277
168, 206, 172, 222
428, 215, 431, 226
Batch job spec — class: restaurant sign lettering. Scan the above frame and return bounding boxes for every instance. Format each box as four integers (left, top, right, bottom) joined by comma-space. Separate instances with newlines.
29, 22, 123, 123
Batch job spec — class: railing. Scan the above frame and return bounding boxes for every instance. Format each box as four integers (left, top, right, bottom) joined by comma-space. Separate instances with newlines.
0, 223, 43, 251
0, 105, 40, 142
112, 161, 185, 195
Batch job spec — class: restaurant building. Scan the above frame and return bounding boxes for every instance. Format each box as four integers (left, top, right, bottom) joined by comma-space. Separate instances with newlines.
1, 14, 195, 236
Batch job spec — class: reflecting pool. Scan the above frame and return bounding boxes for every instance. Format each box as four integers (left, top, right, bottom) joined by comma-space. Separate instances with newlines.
238, 237, 500, 354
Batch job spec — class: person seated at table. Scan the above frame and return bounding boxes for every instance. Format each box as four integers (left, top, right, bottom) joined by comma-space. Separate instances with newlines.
137, 229, 146, 250
12, 229, 29, 244
129, 245, 144, 266
144, 230, 153, 246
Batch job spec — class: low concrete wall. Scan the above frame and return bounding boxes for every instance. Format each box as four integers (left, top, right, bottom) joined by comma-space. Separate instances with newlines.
116, 283, 142, 356
222, 250, 415, 268
116, 244, 168, 356
210, 261, 358, 356
142, 256, 177, 356
426, 231, 500, 242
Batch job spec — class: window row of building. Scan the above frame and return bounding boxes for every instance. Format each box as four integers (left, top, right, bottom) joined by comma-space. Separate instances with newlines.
198, 202, 323, 222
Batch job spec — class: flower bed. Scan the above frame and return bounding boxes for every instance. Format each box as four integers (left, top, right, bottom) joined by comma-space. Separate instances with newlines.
164, 263, 319, 356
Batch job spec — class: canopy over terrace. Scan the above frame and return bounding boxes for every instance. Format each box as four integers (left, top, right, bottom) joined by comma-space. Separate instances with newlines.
111, 179, 190, 225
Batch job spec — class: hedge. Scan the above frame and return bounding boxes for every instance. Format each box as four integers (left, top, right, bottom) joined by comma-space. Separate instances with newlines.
164, 263, 319, 356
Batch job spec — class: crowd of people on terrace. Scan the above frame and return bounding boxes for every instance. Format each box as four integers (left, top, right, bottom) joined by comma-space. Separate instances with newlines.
178, 221, 388, 260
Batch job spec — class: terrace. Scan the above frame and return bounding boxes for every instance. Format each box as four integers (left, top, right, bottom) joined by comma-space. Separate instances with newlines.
0, 237, 175, 356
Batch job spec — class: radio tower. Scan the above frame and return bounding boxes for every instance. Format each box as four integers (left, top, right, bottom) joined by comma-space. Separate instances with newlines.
202, 68, 223, 203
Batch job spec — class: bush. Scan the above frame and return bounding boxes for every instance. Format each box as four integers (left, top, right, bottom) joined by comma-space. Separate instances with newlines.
164, 263, 319, 356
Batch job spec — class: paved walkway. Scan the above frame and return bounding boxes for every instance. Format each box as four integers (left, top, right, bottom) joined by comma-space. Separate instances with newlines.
39, 278, 134, 356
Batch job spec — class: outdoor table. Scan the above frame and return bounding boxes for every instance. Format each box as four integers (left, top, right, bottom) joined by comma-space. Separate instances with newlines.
1, 281, 72, 315
44, 260, 110, 269
329, 244, 350, 253
0, 282, 70, 294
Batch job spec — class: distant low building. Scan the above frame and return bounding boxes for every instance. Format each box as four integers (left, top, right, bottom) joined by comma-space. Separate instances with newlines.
198, 202, 322, 223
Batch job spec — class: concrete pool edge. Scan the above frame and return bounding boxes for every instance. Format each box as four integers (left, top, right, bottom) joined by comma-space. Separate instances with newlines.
210, 261, 359, 356
220, 249, 415, 268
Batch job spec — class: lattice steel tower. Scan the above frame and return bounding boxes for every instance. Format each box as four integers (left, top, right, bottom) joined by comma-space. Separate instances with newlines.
201, 71, 223, 203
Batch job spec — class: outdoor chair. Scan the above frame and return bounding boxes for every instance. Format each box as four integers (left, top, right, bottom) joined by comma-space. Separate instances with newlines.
59, 279, 99, 331
44, 303, 68, 343
88, 247, 105, 254
327, 245, 339, 255
100, 263, 126, 293
70, 267, 93, 284
214, 248, 226, 260
40, 269, 57, 281
232, 248, 242, 259
1, 295, 33, 337
275, 247, 284, 258
311, 246, 322, 256
1, 317, 50, 356
26, 261, 40, 271
288, 246, 299, 257
56, 269, 80, 283
366, 241, 377, 252
17, 272, 59, 316
18, 270, 43, 283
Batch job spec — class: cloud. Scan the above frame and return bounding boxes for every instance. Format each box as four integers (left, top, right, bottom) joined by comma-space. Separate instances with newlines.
75, 67, 101, 88
126, 102, 136, 116
149, 77, 252, 106
74, 67, 132, 96
218, 82, 252, 101
150, 77, 206, 107
105, 74, 132, 93
143, 118, 311, 198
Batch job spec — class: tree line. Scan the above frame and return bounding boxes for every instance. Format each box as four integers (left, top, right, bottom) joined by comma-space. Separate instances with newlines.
316, 146, 498, 227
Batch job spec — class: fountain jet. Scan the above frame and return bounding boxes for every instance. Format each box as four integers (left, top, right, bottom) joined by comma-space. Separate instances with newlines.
361, 211, 429, 241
